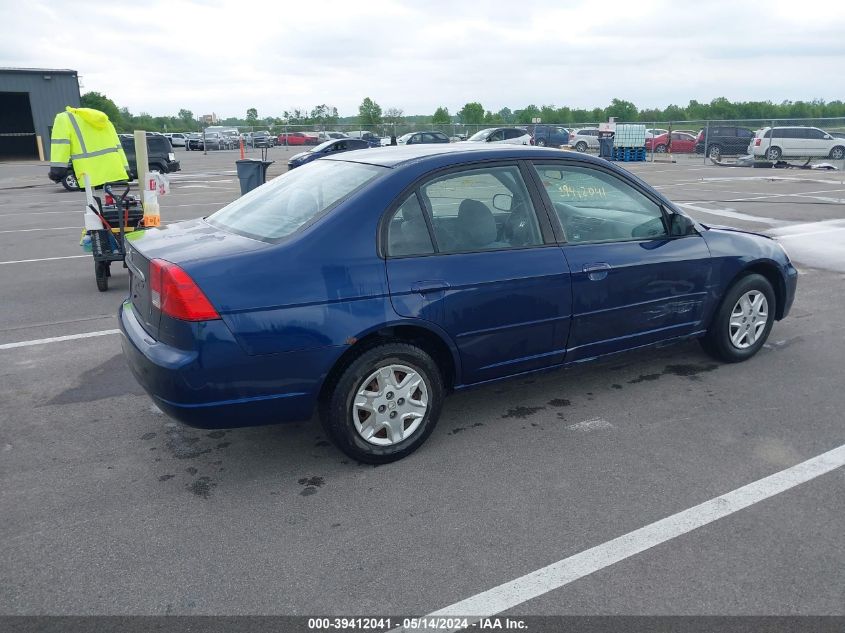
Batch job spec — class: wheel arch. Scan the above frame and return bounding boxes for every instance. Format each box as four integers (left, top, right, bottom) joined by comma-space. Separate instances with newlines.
317, 320, 461, 404
728, 259, 788, 320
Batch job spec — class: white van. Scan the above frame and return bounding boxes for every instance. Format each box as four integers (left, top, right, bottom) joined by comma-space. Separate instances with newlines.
750, 127, 845, 160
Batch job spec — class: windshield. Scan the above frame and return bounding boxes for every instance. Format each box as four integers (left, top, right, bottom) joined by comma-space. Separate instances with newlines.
207, 160, 385, 241
468, 129, 494, 141
398, 133, 413, 142
311, 140, 336, 152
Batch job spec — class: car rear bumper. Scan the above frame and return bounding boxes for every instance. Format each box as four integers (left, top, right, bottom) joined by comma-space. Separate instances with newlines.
119, 301, 335, 429
166, 160, 181, 172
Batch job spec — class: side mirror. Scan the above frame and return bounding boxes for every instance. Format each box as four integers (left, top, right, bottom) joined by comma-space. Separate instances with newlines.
668, 212, 695, 236
493, 193, 513, 211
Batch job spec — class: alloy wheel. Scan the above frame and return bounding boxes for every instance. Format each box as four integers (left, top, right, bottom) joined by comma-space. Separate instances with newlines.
352, 364, 428, 446
729, 290, 768, 349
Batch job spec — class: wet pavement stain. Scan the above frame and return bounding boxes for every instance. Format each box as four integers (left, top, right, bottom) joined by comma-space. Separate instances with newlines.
315, 440, 330, 447
298, 476, 325, 497
185, 467, 198, 475
158, 474, 174, 481
628, 373, 662, 384
164, 425, 212, 460
216, 442, 231, 449
611, 384, 623, 390
140, 432, 157, 440
547, 398, 571, 407
449, 422, 484, 435
298, 476, 325, 487
628, 363, 719, 385
46, 354, 145, 405
206, 431, 227, 439
502, 406, 546, 419
188, 477, 216, 498
663, 363, 718, 378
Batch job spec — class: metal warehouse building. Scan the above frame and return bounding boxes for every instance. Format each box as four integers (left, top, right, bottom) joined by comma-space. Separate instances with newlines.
0, 68, 81, 160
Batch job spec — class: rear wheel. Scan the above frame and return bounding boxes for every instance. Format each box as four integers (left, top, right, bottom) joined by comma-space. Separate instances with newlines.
766, 146, 782, 160
829, 146, 845, 160
537, 139, 547, 147
95, 261, 110, 292
700, 273, 775, 363
708, 144, 723, 160
61, 172, 80, 191
575, 141, 587, 152
655, 144, 667, 153
319, 342, 444, 464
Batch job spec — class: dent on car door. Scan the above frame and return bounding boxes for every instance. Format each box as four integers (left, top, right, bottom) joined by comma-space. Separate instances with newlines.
384, 163, 572, 384
531, 162, 712, 361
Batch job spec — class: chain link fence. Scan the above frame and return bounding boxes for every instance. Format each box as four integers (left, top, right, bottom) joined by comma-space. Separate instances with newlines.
208, 118, 845, 170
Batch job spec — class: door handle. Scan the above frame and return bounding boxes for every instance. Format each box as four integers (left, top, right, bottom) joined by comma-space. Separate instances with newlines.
582, 263, 611, 281
411, 280, 450, 294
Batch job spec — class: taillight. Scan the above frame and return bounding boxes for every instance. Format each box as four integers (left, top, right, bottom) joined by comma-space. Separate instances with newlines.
105, 194, 114, 205
149, 259, 220, 321
755, 138, 761, 146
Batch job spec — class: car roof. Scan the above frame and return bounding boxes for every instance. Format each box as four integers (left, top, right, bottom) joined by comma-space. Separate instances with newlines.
324, 143, 606, 168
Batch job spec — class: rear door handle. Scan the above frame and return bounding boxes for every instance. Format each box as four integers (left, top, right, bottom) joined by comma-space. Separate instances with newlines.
411, 280, 450, 294
582, 263, 611, 281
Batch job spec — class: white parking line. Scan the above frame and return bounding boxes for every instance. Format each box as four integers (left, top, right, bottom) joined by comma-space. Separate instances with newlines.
412, 444, 845, 626
0, 254, 88, 265
678, 203, 787, 225
0, 329, 120, 350
0, 226, 80, 234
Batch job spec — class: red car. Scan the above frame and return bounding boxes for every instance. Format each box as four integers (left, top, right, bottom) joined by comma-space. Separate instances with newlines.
645, 131, 697, 153
277, 132, 308, 146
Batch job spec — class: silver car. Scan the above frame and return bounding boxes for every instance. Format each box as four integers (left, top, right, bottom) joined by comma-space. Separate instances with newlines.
569, 128, 601, 152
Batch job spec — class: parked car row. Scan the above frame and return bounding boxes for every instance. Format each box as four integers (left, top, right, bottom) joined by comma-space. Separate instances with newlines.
696, 125, 844, 160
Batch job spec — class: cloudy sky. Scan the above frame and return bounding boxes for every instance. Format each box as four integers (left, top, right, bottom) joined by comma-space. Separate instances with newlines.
1, 0, 843, 118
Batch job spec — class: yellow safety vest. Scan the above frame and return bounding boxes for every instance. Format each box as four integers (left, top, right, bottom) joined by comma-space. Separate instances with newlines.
50, 107, 129, 187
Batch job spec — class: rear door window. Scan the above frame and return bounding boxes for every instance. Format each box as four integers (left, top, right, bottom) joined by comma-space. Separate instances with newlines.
417, 165, 544, 253
386, 193, 435, 257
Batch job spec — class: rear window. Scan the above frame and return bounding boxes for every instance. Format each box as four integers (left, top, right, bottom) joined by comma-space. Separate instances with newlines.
207, 160, 384, 241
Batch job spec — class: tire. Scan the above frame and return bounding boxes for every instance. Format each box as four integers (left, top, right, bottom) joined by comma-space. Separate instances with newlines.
655, 144, 667, 153
319, 342, 444, 464
766, 146, 782, 160
700, 273, 775, 363
61, 172, 80, 191
150, 163, 167, 174
829, 146, 845, 160
575, 141, 587, 152
708, 144, 723, 160
95, 261, 109, 292
537, 139, 547, 147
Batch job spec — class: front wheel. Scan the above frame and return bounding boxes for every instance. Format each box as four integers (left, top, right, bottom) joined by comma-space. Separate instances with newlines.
655, 144, 667, 153
319, 343, 444, 464
829, 146, 845, 160
700, 273, 775, 363
708, 145, 723, 160
537, 139, 547, 147
575, 141, 587, 152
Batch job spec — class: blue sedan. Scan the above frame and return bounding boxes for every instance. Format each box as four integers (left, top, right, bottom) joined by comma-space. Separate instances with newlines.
287, 137, 370, 169
120, 145, 798, 463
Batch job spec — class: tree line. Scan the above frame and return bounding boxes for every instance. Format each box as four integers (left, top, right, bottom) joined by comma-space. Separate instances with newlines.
80, 92, 845, 133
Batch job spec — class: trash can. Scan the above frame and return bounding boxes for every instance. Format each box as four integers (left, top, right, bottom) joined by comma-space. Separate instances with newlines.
599, 136, 613, 159
235, 159, 274, 195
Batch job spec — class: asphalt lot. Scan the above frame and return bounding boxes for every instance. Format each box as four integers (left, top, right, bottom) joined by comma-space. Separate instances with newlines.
1, 146, 843, 619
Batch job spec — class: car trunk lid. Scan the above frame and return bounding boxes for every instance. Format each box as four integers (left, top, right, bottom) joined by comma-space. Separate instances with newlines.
125, 219, 269, 340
